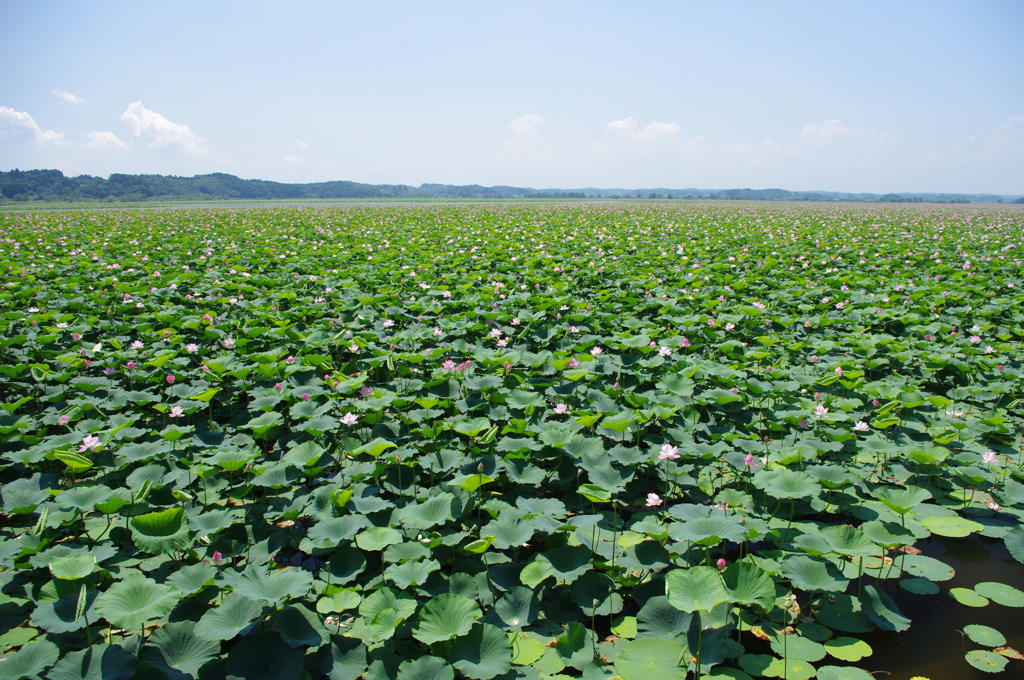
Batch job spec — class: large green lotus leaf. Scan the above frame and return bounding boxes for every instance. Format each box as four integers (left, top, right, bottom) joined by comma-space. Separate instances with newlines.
860, 585, 910, 632
815, 593, 872, 634
130, 506, 191, 555
949, 587, 989, 607
665, 566, 730, 613
95, 571, 178, 632
412, 594, 481, 645
243, 411, 284, 437
47, 644, 136, 680
308, 516, 371, 547
317, 589, 362, 614
781, 556, 848, 593
397, 655, 455, 680
451, 417, 491, 436
385, 559, 440, 589
722, 560, 776, 611
48, 553, 97, 580
769, 634, 826, 662
230, 566, 313, 605
614, 638, 688, 680
481, 515, 535, 550
1003, 525, 1024, 564
964, 624, 1007, 647
323, 636, 368, 680
30, 587, 97, 634
397, 493, 459, 530
226, 632, 304, 680
448, 623, 512, 680
194, 592, 267, 641
636, 596, 692, 639
815, 666, 876, 680
382, 541, 431, 563
974, 581, 1024, 607
0, 639, 59, 680
964, 649, 1008, 673
509, 632, 547, 666
860, 519, 917, 547
758, 470, 820, 499
555, 621, 596, 670
823, 636, 872, 662
359, 587, 418, 623
519, 559, 554, 588
920, 515, 984, 537
141, 621, 220, 677
57, 485, 110, 512
494, 586, 539, 630
356, 526, 404, 551
327, 549, 367, 584
669, 516, 747, 546
900, 553, 955, 581
818, 524, 878, 556
872, 485, 932, 515
272, 603, 328, 648
570, 571, 623, 616
165, 562, 217, 595
187, 507, 236, 540
762, 655, 817, 680
537, 545, 592, 584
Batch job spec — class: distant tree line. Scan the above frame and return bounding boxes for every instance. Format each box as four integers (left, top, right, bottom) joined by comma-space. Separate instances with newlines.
0, 169, 1017, 204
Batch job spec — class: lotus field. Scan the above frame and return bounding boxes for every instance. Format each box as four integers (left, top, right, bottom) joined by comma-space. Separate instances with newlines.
2, 203, 1024, 680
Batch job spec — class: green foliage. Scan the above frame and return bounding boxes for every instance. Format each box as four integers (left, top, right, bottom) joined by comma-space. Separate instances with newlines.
1, 204, 1022, 679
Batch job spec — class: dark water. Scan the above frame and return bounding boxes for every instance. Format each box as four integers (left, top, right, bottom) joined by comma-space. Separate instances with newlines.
857, 535, 1023, 679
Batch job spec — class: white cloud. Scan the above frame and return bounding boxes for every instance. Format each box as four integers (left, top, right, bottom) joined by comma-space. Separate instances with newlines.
120, 101, 205, 152
275, 155, 304, 164
791, 119, 895, 154
53, 88, 86, 105
85, 130, 130, 150
973, 115, 1024, 161
509, 114, 543, 142
0, 106, 68, 145
296, 139, 310, 150
604, 116, 682, 146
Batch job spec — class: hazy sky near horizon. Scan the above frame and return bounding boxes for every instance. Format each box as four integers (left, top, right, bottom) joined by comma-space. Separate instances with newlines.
2, 1, 1022, 194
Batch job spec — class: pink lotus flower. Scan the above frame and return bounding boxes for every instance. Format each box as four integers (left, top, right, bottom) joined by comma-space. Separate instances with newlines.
814, 405, 828, 418
58, 415, 70, 426
658, 346, 672, 357
79, 434, 102, 452
567, 358, 580, 368
982, 451, 998, 465
339, 412, 358, 426
645, 493, 662, 507
212, 551, 223, 564
130, 340, 144, 350
590, 346, 603, 356
659, 443, 680, 460
285, 355, 295, 364
168, 406, 185, 418
166, 375, 175, 384
680, 337, 691, 347
853, 421, 870, 432
744, 453, 759, 467
442, 360, 456, 370
126, 361, 136, 369
274, 383, 283, 391
553, 403, 569, 415
301, 393, 311, 401
72, 332, 83, 341
185, 343, 199, 354
717, 558, 727, 571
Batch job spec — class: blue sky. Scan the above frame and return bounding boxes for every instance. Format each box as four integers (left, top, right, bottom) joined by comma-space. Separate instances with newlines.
2, 1, 1021, 193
